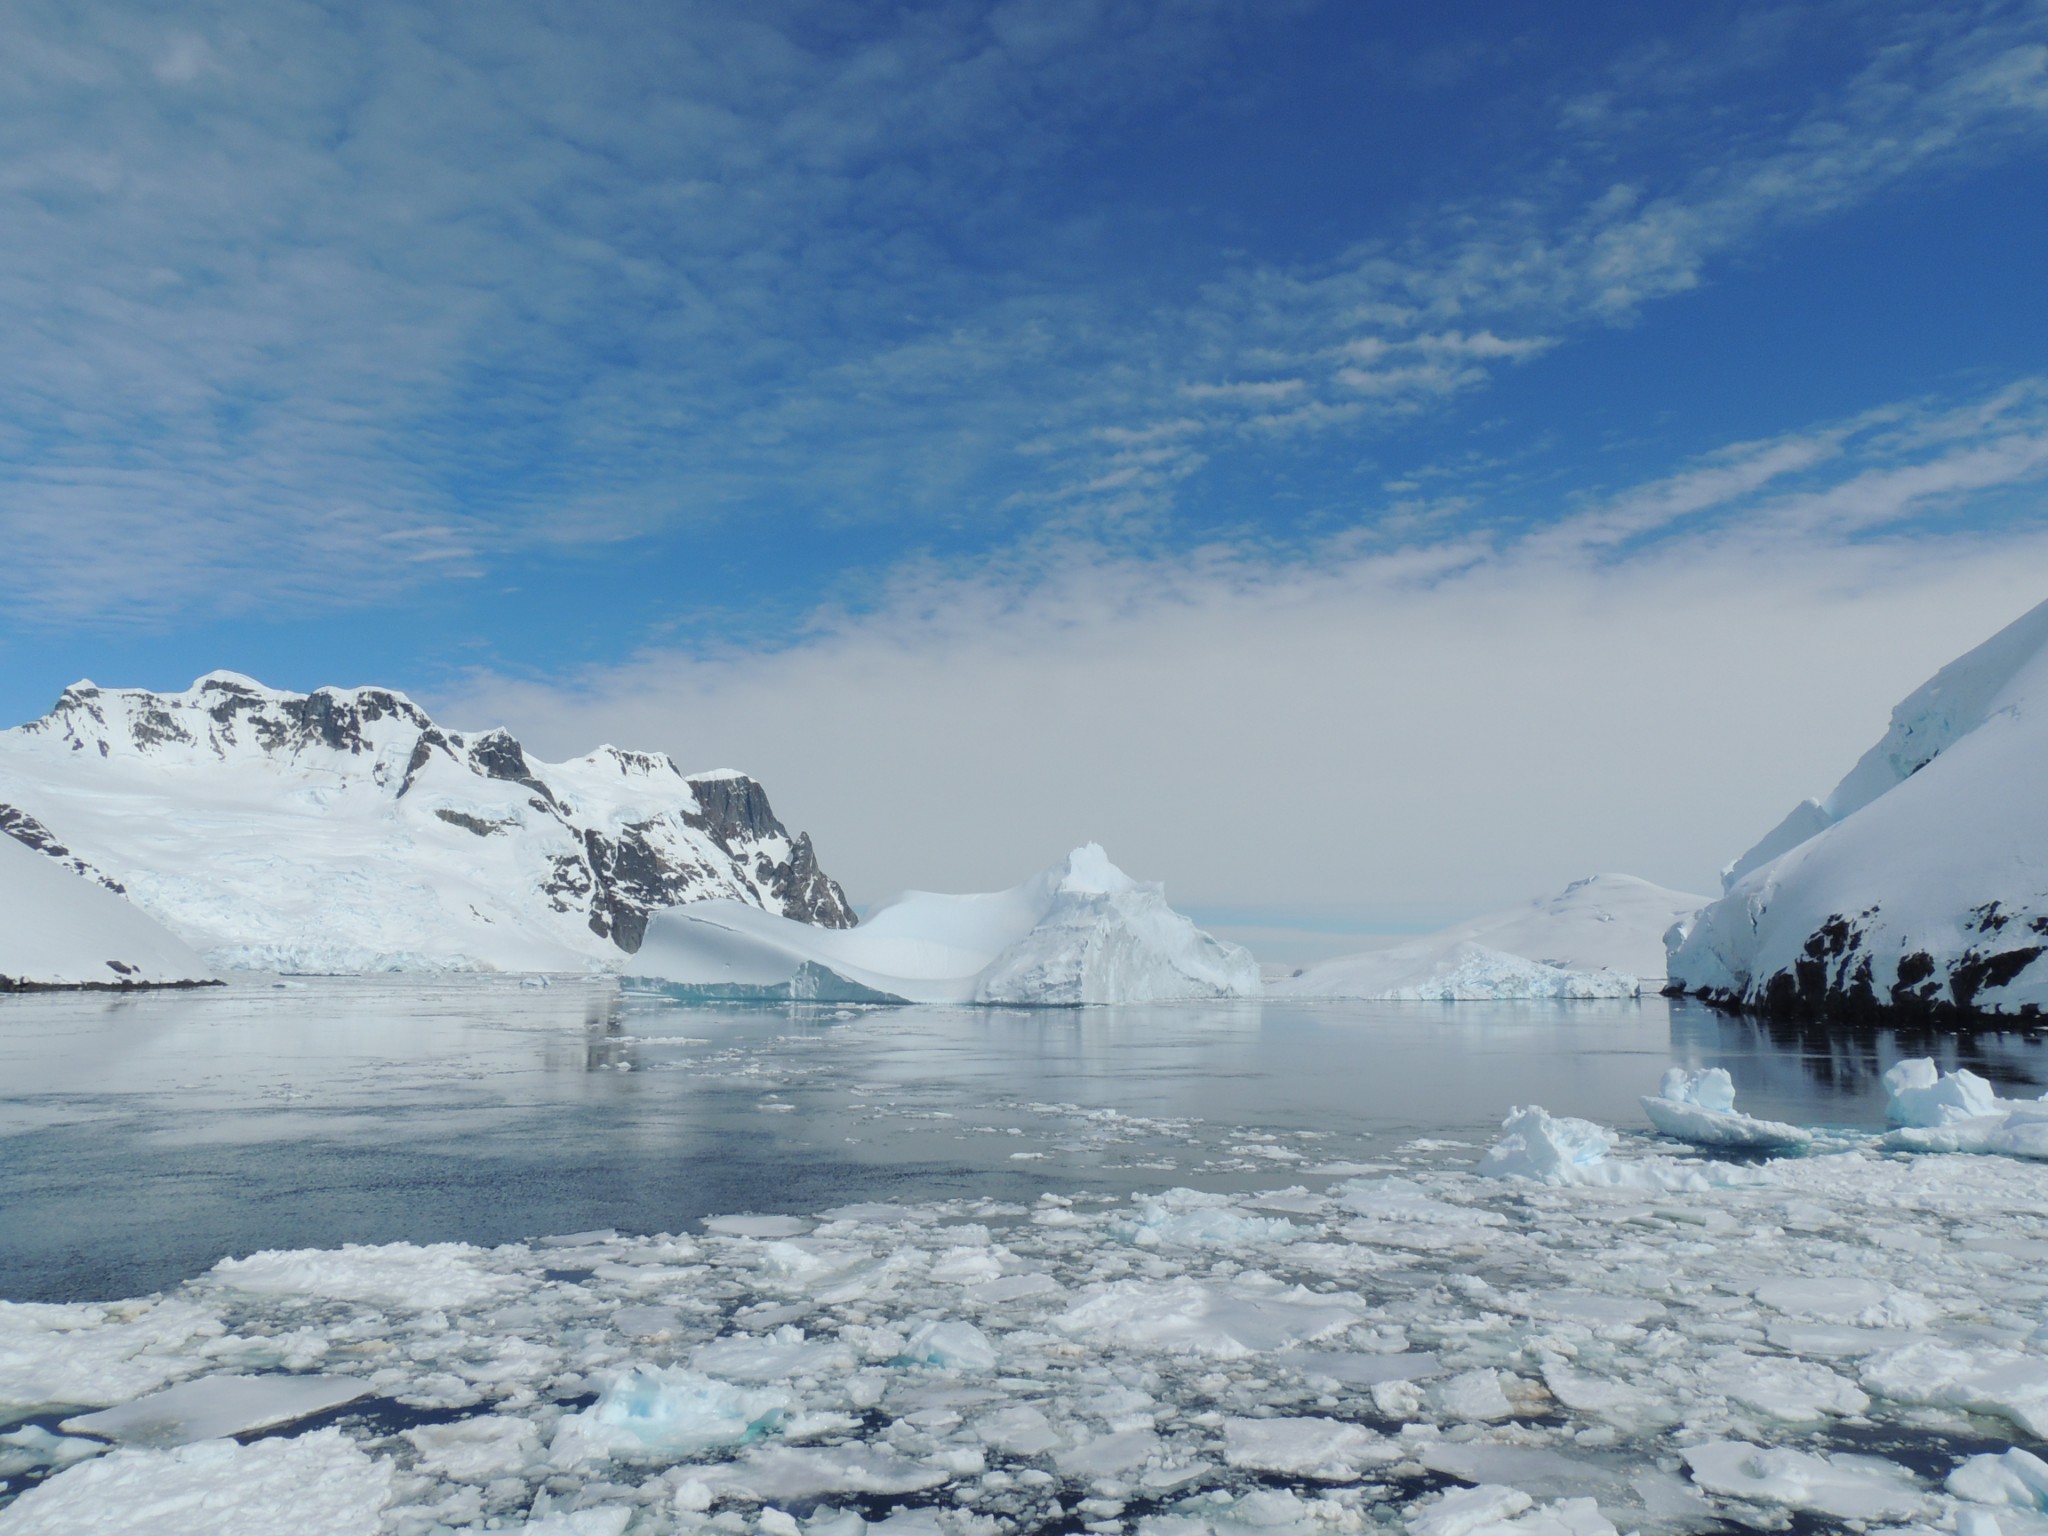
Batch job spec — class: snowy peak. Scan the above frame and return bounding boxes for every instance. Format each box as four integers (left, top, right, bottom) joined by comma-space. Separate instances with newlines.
0, 675, 855, 972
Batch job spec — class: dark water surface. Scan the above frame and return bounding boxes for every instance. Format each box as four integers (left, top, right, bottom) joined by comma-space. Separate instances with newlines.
3, 976, 2043, 1302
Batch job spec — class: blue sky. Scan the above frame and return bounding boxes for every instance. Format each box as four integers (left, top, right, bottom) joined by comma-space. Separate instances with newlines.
4, 0, 2047, 937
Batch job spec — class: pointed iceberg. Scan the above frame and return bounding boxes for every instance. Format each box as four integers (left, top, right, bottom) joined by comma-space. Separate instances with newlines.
629, 844, 1259, 1006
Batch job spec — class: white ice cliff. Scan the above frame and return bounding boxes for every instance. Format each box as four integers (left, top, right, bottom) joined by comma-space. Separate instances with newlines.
629, 844, 1260, 1006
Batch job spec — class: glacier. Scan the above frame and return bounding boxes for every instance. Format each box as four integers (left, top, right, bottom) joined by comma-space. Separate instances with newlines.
1266, 875, 1701, 1001
1669, 597, 2048, 1024
0, 674, 853, 974
14, 1060, 2048, 1535
0, 832, 213, 991
630, 844, 1260, 1006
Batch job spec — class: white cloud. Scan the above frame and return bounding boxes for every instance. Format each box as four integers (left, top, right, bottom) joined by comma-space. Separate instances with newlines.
436, 387, 2048, 956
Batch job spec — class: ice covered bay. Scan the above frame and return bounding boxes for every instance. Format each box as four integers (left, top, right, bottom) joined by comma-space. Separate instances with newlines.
6, 980, 2048, 1533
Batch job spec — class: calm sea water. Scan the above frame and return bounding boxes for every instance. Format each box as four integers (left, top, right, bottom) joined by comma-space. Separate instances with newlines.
3, 976, 2043, 1303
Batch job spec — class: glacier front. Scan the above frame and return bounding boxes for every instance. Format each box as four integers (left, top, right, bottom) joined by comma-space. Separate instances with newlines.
630, 844, 1260, 1006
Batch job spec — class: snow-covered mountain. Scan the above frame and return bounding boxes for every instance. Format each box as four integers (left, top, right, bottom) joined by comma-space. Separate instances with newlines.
1669, 598, 2048, 1024
0, 832, 215, 990
0, 674, 853, 974
1266, 873, 1705, 1001
631, 843, 1261, 1005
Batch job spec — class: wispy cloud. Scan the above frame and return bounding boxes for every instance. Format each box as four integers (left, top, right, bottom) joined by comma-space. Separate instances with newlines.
0, 0, 2043, 624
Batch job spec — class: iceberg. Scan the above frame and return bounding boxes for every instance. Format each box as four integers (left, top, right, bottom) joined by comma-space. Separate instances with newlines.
1877, 1057, 2048, 1159
1641, 1067, 1813, 1150
629, 844, 1259, 1006
1669, 598, 2048, 1024
1269, 941, 1639, 1003
1267, 875, 1702, 1001
1480, 1105, 1781, 1190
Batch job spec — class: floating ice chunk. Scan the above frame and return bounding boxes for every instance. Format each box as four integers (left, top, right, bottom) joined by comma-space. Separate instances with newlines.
57, 1372, 369, 1448
1694, 1351, 1870, 1420
549, 1366, 789, 1464
515, 1508, 633, 1536
0, 1297, 228, 1411
1432, 1369, 1515, 1423
1056, 1276, 1362, 1358
1479, 1107, 1615, 1182
1683, 1440, 1931, 1521
705, 1215, 812, 1239
974, 1404, 1065, 1457
1055, 1428, 1160, 1478
1118, 1189, 1300, 1248
1480, 1106, 1778, 1190
1222, 1416, 1397, 1481
901, 1319, 997, 1371
405, 1413, 543, 1482
0, 1425, 104, 1480
693, 1327, 856, 1382
1862, 1342, 2048, 1437
698, 1443, 951, 1501
1885, 1059, 2003, 1127
1539, 1362, 1680, 1430
1641, 1068, 1812, 1150
0, 1427, 391, 1536
1950, 1448, 2048, 1510
212, 1241, 512, 1311
1406, 1484, 1618, 1536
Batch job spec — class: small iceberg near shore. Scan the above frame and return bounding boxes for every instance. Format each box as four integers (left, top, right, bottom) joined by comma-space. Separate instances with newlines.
1880, 1058, 2048, 1159
1641, 1067, 1813, 1151
628, 844, 1259, 1007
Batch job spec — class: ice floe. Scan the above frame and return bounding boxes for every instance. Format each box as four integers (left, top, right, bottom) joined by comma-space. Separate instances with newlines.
12, 1083, 2048, 1535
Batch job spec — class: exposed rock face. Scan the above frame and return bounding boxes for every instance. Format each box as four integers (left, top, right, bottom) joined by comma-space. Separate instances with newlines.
0, 672, 853, 972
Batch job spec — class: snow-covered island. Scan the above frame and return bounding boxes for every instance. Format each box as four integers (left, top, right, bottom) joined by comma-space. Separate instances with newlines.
1668, 598, 2048, 1026
632, 844, 1261, 1005
0, 674, 854, 976
1268, 874, 1704, 1002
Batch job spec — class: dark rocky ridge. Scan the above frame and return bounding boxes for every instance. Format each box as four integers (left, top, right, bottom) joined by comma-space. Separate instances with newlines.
1667, 900, 2048, 1030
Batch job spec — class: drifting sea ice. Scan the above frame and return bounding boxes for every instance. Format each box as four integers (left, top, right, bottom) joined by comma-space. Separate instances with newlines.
1639, 1068, 1813, 1151
16, 1073, 2048, 1535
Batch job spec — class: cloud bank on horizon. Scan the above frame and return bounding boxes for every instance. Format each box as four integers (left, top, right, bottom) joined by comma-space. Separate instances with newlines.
1, 0, 2044, 943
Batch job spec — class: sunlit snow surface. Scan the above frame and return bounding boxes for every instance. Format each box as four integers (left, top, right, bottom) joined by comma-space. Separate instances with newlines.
13, 1082, 2048, 1535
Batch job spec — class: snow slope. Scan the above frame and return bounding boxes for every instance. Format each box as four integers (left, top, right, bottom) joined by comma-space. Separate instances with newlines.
1669, 599, 2048, 1024
0, 675, 852, 974
631, 844, 1260, 1005
0, 834, 213, 990
1267, 875, 1702, 1001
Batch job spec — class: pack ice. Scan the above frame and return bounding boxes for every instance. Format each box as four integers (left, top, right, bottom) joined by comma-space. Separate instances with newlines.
0, 675, 853, 974
630, 844, 1259, 1005
13, 1072, 2048, 1536
0, 832, 212, 991
1669, 597, 2048, 1023
1268, 875, 1700, 1000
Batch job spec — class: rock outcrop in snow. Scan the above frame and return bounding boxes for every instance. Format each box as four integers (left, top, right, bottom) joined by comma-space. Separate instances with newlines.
631, 843, 1260, 1006
1668, 599, 2048, 1026
0, 674, 853, 974
1267, 875, 1702, 1001
0, 833, 215, 990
